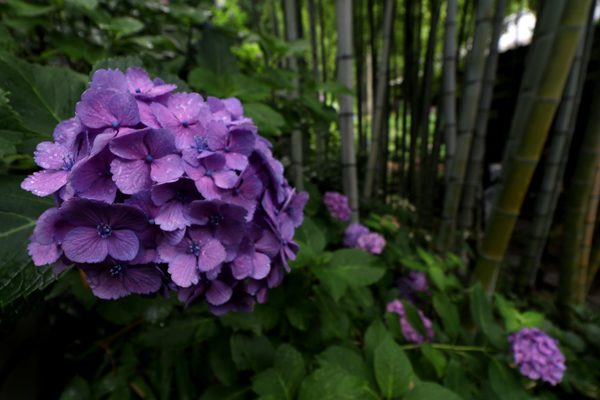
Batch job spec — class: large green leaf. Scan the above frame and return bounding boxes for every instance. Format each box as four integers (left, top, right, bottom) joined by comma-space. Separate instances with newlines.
403, 382, 465, 400
252, 344, 306, 400
91, 56, 144, 76
209, 336, 239, 386
402, 300, 427, 337
374, 338, 413, 399
443, 359, 472, 400
470, 282, 494, 336
99, 17, 144, 40
317, 346, 377, 391
363, 319, 391, 366
488, 358, 526, 400
0, 54, 88, 136
433, 292, 460, 340
0, 176, 61, 307
243, 103, 286, 136
230, 333, 274, 372
297, 365, 375, 400
293, 217, 326, 256
0, 89, 35, 157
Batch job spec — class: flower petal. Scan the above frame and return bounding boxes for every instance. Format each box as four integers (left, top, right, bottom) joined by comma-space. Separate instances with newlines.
168, 253, 200, 288
197, 239, 226, 272
151, 155, 184, 184
123, 265, 163, 295
106, 230, 140, 261
62, 227, 108, 263
111, 158, 152, 194
206, 280, 233, 306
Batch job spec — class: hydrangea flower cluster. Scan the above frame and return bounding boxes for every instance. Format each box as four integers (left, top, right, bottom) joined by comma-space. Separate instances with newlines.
22, 67, 308, 315
508, 328, 566, 386
343, 222, 386, 254
397, 270, 430, 304
386, 299, 434, 344
323, 191, 351, 221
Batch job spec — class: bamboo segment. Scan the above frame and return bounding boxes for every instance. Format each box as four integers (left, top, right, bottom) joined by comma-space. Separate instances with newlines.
442, 0, 457, 187
458, 0, 507, 234
436, 0, 492, 254
560, 83, 600, 312
577, 159, 600, 303
516, 7, 595, 292
364, 0, 396, 199
283, 0, 303, 192
336, 0, 360, 223
473, 1, 591, 295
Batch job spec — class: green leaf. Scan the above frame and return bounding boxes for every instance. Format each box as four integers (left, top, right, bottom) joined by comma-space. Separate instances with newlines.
5, 0, 54, 17
230, 334, 274, 372
401, 300, 427, 337
470, 283, 494, 337
403, 382, 465, 400
318, 81, 354, 96
297, 365, 374, 400
0, 26, 15, 53
317, 346, 377, 391
0, 89, 34, 157
374, 338, 413, 398
294, 217, 326, 255
0, 54, 88, 135
199, 385, 250, 400
252, 344, 306, 400
91, 56, 144, 76
494, 294, 520, 332
433, 292, 460, 340
196, 30, 240, 76
138, 317, 211, 348
328, 249, 386, 286
314, 286, 349, 340
488, 358, 525, 400
519, 311, 544, 328
243, 103, 286, 136
386, 311, 405, 342
59, 375, 91, 400
427, 266, 446, 291
97, 295, 175, 325
99, 17, 144, 40
444, 359, 472, 400
0, 176, 65, 308
421, 343, 447, 378
64, 0, 98, 10
209, 337, 239, 386
284, 299, 315, 331
416, 247, 436, 266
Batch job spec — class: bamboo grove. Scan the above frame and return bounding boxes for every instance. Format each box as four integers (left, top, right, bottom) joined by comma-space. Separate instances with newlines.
274, 0, 600, 324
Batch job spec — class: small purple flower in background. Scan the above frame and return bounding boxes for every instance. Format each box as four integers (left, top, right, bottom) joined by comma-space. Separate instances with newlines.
343, 223, 370, 248
357, 233, 386, 254
397, 270, 430, 304
22, 66, 308, 315
508, 328, 566, 386
323, 191, 352, 221
387, 300, 434, 344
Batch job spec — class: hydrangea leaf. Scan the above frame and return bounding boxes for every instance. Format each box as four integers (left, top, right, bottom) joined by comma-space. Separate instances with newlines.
91, 56, 144, 76
59, 375, 92, 400
252, 344, 306, 400
96, 295, 176, 325
195, 29, 240, 77
0, 26, 15, 53
4, 0, 54, 17
297, 365, 374, 400
199, 384, 249, 400
209, 337, 239, 386
374, 337, 413, 398
0, 89, 36, 157
99, 17, 144, 40
421, 343, 448, 378
443, 359, 472, 400
0, 176, 63, 308
243, 103, 285, 136
401, 299, 427, 337
317, 346, 377, 392
138, 317, 211, 348
0, 54, 87, 136
488, 358, 526, 400
470, 282, 494, 337
403, 382, 465, 400
314, 286, 349, 341
433, 292, 460, 341
230, 333, 274, 372
363, 319, 391, 366
294, 216, 325, 255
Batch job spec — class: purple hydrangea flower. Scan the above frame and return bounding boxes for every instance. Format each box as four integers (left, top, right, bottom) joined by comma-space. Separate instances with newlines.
343, 223, 370, 248
508, 328, 566, 386
387, 300, 434, 344
397, 270, 430, 304
22, 67, 308, 315
357, 232, 386, 254
323, 191, 352, 221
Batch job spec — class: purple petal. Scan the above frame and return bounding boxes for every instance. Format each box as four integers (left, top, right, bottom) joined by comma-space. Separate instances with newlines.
151, 155, 184, 184
197, 239, 226, 272
111, 158, 152, 194
145, 129, 178, 158
124, 190, 160, 218
59, 197, 110, 226
90, 69, 128, 91
167, 92, 203, 122
256, 230, 280, 258
232, 254, 254, 280
109, 129, 149, 160
223, 97, 244, 118
86, 270, 130, 300
62, 227, 108, 263
106, 230, 139, 261
53, 118, 82, 148
76, 88, 139, 129
212, 170, 238, 189
122, 265, 162, 294
33, 207, 62, 245
168, 254, 200, 287
228, 126, 255, 157
28, 238, 61, 266
125, 67, 154, 94
206, 280, 233, 305
34, 142, 70, 170
154, 199, 189, 231
105, 204, 148, 230
205, 120, 228, 150
137, 101, 162, 128
21, 170, 67, 197
250, 252, 271, 280
225, 153, 248, 171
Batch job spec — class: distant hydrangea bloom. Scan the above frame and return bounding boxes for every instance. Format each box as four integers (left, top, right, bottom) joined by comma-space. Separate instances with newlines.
387, 299, 434, 344
343, 223, 386, 254
343, 223, 369, 248
323, 191, 351, 221
397, 270, 429, 304
508, 328, 566, 386
22, 67, 308, 315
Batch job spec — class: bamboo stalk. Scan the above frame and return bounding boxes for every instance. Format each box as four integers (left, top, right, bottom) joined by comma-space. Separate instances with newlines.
458, 0, 507, 234
516, 6, 595, 292
436, 0, 493, 254
307, 0, 323, 167
442, 0, 457, 187
336, 0, 360, 223
577, 159, 600, 303
473, 0, 591, 295
364, 0, 396, 199
423, 103, 444, 231
354, 0, 364, 161
283, 0, 303, 192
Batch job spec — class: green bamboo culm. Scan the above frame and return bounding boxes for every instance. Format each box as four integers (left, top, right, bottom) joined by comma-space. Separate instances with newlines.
473, 0, 592, 295
559, 84, 600, 314
436, 0, 492, 254
442, 0, 457, 186
577, 159, 600, 303
515, 7, 595, 293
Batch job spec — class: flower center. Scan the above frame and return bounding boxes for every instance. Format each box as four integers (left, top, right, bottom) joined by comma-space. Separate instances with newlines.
282, 240, 288, 245
209, 215, 223, 225
145, 155, 153, 162
205, 170, 212, 177
135, 88, 141, 93
224, 146, 231, 153
274, 209, 279, 215
187, 240, 202, 256
182, 120, 189, 127
97, 223, 112, 238
110, 264, 127, 276
149, 219, 155, 225
175, 190, 188, 204
61, 154, 75, 171
193, 135, 209, 153
286, 207, 294, 215
104, 168, 112, 176
234, 189, 240, 195
111, 121, 119, 129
